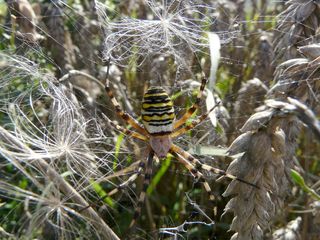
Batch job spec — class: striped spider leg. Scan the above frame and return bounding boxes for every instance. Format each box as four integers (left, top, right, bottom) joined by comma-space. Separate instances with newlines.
96, 62, 258, 231
104, 61, 148, 136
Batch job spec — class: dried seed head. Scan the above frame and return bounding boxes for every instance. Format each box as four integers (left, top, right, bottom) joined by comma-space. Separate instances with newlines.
273, 0, 320, 62
272, 217, 302, 240
223, 106, 295, 240
95, 0, 219, 68
7, 0, 43, 42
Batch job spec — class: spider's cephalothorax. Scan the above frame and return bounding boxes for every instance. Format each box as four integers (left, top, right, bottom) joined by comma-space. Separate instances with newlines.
141, 87, 175, 158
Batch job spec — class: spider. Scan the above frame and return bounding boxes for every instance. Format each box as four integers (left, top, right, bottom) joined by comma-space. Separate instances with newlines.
99, 61, 257, 229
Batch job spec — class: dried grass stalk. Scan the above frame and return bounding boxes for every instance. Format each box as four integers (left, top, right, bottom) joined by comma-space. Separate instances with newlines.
230, 78, 268, 140
273, 0, 320, 62
7, 0, 43, 42
256, 34, 274, 84
42, 2, 75, 76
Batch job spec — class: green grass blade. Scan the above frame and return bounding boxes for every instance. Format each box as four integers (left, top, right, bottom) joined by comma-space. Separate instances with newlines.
147, 155, 172, 195
290, 169, 320, 201
90, 180, 115, 208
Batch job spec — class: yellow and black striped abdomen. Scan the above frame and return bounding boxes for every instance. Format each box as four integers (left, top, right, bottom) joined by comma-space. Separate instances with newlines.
141, 87, 175, 135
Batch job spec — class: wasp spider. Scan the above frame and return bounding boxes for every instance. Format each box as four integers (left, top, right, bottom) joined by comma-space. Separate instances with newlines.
101, 62, 257, 229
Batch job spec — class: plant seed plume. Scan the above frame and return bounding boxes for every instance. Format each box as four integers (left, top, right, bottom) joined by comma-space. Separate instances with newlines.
95, 0, 218, 68
0, 180, 97, 239
0, 53, 120, 239
1, 55, 107, 179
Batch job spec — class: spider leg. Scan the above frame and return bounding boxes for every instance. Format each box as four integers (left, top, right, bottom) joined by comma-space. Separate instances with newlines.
103, 114, 148, 141
105, 61, 148, 135
129, 150, 154, 229
170, 102, 220, 138
107, 160, 146, 197
79, 160, 146, 212
169, 148, 215, 202
105, 84, 148, 135
99, 160, 146, 205
170, 144, 259, 189
173, 76, 207, 129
